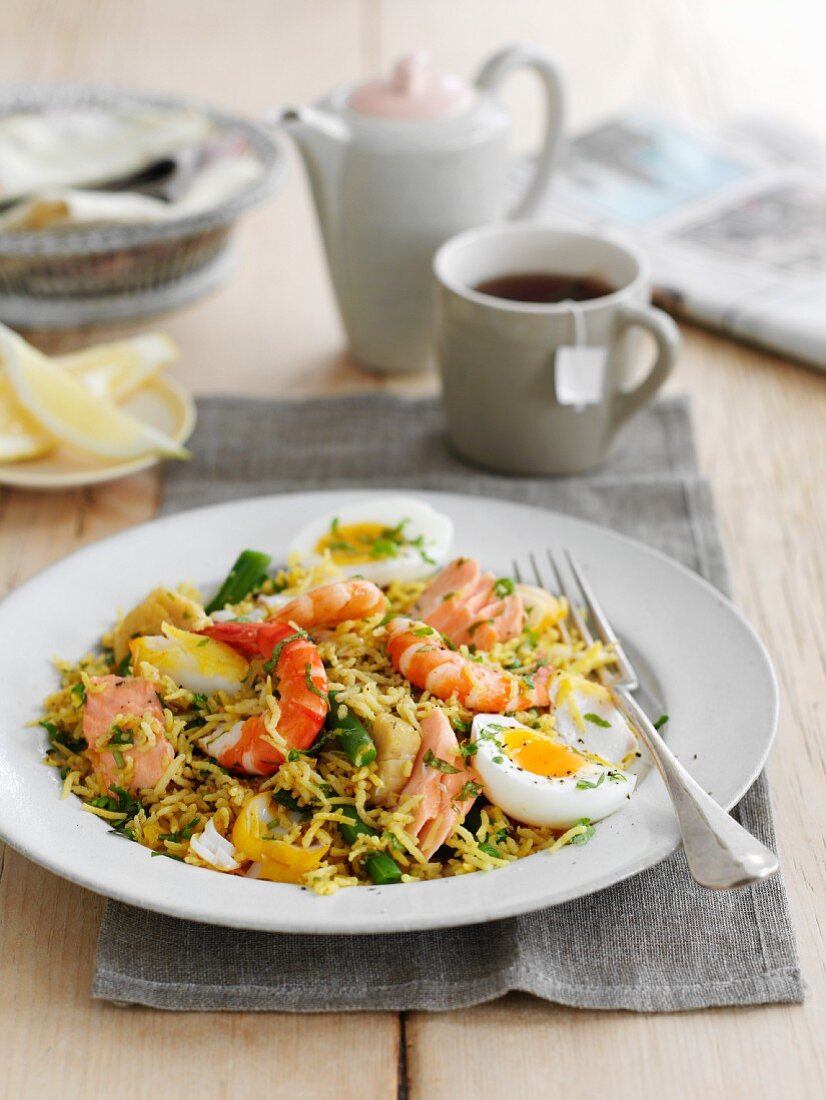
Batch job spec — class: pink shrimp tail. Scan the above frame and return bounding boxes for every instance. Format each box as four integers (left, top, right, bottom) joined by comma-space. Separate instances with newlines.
271, 579, 387, 630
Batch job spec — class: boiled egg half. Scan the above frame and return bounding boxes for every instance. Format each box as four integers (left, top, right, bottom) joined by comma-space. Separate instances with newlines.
471, 714, 636, 829
288, 497, 453, 586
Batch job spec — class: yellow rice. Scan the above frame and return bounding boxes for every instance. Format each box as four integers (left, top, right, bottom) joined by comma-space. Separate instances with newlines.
38, 559, 616, 895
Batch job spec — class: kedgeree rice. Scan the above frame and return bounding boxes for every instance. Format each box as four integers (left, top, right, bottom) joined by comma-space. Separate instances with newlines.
38, 497, 641, 895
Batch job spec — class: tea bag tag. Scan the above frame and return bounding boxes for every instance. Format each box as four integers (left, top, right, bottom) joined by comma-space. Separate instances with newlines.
554, 303, 608, 409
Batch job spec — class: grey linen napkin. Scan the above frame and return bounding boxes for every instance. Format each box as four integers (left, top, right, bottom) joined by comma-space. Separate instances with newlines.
93, 395, 803, 1011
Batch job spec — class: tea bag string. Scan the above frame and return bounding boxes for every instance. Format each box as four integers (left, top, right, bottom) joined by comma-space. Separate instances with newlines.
566, 297, 586, 348
566, 298, 587, 413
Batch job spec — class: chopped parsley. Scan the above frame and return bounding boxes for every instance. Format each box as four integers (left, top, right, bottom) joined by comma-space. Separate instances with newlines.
575, 772, 606, 790
370, 537, 399, 560
584, 712, 611, 728
41, 721, 86, 753
191, 692, 208, 710
159, 816, 201, 843
456, 780, 482, 801
115, 654, 132, 677
653, 714, 669, 730
569, 819, 596, 845
89, 786, 142, 832
409, 534, 436, 565
263, 629, 308, 674
493, 577, 516, 598
423, 749, 460, 774
479, 841, 502, 859
69, 682, 86, 707
413, 626, 435, 637
304, 662, 326, 698
108, 725, 133, 746
272, 790, 311, 818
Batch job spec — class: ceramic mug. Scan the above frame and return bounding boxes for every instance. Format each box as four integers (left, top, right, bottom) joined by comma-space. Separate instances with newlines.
433, 225, 680, 475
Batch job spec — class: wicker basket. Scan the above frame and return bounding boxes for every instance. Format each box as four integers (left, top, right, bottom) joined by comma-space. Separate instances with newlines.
0, 85, 287, 328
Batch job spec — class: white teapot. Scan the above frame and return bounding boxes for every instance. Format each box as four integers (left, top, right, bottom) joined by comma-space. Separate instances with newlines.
274, 46, 564, 373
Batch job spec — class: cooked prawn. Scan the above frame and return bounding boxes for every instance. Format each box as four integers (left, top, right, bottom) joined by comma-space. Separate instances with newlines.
385, 617, 552, 713
82, 675, 173, 791
413, 558, 523, 651
270, 578, 386, 630
198, 620, 328, 775
400, 711, 478, 858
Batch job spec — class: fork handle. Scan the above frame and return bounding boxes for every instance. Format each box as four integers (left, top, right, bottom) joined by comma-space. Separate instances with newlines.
614, 688, 779, 889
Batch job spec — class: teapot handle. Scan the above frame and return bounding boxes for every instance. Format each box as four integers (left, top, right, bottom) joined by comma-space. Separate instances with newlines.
475, 44, 565, 220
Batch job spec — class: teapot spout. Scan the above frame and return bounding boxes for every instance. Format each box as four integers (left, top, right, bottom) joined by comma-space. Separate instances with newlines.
271, 106, 350, 242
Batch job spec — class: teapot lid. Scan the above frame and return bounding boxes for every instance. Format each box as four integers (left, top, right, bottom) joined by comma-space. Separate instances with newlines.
347, 52, 476, 119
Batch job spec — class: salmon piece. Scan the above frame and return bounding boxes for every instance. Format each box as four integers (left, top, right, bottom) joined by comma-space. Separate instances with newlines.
83, 675, 173, 792
412, 558, 479, 619
400, 711, 478, 859
415, 558, 524, 651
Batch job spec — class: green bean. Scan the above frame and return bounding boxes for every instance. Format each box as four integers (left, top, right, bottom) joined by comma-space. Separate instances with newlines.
337, 807, 402, 884
325, 695, 377, 767
364, 852, 402, 885
337, 804, 375, 846
205, 549, 272, 614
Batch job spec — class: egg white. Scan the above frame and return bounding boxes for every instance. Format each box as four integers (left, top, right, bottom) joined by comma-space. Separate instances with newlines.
471, 714, 636, 829
550, 674, 638, 763
287, 497, 453, 586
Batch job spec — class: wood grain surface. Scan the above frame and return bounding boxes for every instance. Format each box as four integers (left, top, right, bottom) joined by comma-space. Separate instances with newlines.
1, 2, 825, 1097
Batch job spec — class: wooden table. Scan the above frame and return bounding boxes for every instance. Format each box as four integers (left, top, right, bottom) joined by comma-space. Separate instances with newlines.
2, 2, 825, 1096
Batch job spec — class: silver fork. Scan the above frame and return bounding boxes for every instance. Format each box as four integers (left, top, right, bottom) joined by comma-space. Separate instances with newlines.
513, 549, 779, 890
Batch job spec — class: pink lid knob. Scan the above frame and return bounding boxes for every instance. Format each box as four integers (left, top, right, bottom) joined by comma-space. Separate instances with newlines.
348, 52, 476, 119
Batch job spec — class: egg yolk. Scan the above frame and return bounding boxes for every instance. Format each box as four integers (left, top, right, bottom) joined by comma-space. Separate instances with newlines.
503, 729, 586, 778
315, 522, 396, 565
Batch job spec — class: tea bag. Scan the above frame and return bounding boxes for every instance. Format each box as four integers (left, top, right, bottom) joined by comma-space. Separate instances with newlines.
554, 302, 608, 409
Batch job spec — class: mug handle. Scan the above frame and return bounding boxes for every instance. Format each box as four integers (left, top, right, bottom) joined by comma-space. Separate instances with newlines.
610, 303, 680, 426
474, 44, 565, 220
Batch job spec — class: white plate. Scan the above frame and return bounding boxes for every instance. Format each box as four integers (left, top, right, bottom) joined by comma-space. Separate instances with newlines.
0, 490, 778, 933
0, 374, 196, 490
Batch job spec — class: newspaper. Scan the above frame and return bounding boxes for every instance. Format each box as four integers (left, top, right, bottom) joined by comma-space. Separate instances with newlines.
543, 109, 826, 372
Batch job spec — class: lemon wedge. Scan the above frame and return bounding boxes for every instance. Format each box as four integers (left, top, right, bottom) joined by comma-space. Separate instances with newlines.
0, 373, 52, 461
0, 326, 188, 462
57, 333, 178, 400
